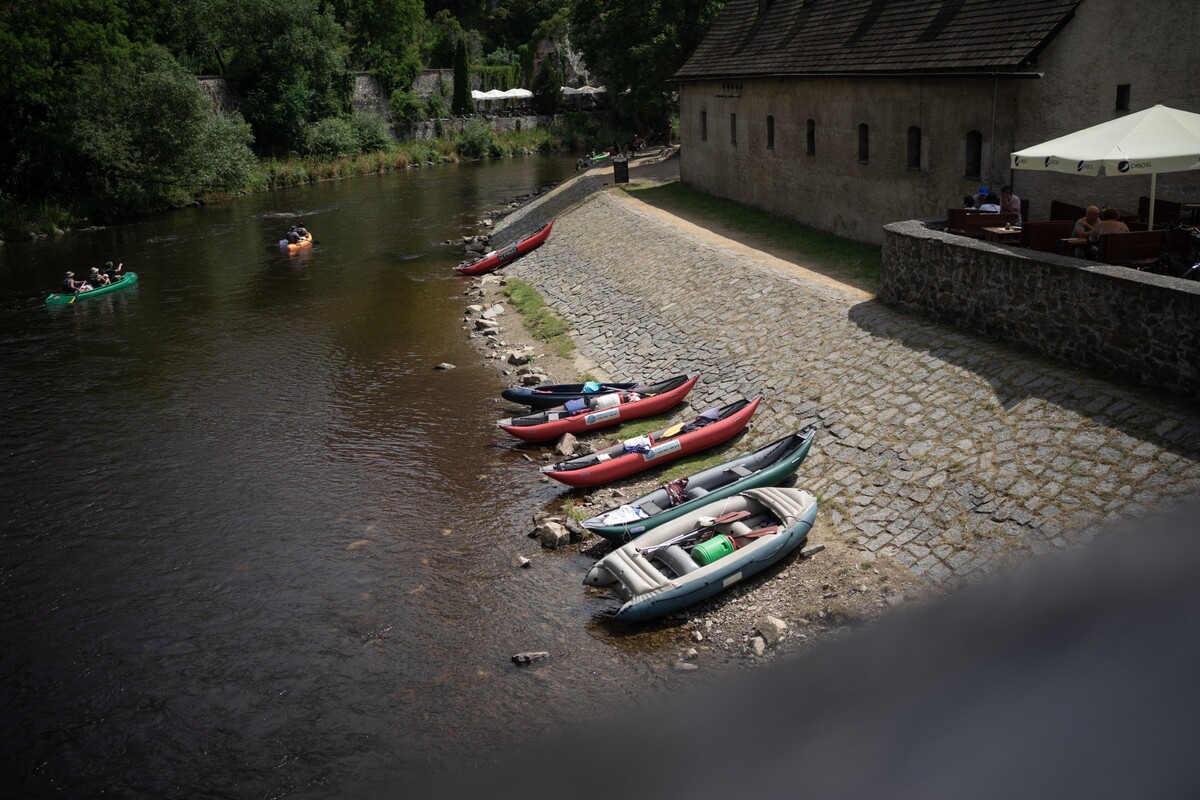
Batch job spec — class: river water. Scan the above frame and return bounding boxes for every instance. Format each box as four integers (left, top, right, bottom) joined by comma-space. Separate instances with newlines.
0, 156, 697, 797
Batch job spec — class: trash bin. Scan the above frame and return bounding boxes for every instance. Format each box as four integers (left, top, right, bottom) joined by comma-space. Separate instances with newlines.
612, 156, 629, 184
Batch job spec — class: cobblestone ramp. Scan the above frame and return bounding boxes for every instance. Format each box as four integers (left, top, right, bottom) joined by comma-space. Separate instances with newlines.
503, 189, 1200, 587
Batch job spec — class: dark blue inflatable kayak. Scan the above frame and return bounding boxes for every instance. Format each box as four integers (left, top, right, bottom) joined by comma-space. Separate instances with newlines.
501, 380, 642, 410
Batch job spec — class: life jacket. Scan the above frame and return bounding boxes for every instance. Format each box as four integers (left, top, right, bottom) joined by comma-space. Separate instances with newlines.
62, 278, 74, 292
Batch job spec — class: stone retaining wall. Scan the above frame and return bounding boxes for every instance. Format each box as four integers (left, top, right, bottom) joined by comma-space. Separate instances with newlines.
880, 221, 1200, 398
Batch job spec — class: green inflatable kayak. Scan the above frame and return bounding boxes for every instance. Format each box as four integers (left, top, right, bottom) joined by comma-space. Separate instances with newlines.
45, 273, 139, 305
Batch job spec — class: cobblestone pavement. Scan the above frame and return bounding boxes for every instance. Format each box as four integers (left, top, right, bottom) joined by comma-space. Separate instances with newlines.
493, 172, 1200, 588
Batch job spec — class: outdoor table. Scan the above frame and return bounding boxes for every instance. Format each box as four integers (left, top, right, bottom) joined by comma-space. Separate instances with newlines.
1061, 237, 1089, 257
983, 226, 1021, 244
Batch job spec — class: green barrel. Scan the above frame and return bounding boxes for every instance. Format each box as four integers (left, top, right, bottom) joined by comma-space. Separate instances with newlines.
691, 534, 735, 566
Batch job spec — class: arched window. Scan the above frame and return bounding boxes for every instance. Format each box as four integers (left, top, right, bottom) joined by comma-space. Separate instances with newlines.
858, 123, 869, 164
766, 115, 775, 149
806, 119, 815, 155
965, 130, 982, 178
907, 126, 922, 169
701, 110, 707, 142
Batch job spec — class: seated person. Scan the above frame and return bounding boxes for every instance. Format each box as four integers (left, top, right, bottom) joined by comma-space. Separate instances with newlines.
962, 195, 977, 209
286, 226, 301, 244
88, 266, 110, 287
978, 193, 1002, 212
999, 185, 1022, 223
1086, 206, 1130, 259
62, 271, 91, 293
103, 261, 123, 282
295, 224, 310, 240
1071, 206, 1101, 257
973, 184, 990, 208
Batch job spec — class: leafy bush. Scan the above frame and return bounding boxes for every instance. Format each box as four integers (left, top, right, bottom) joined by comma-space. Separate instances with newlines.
390, 90, 428, 123
197, 112, 257, 193
455, 118, 494, 159
427, 94, 450, 119
304, 117, 358, 158
351, 112, 392, 151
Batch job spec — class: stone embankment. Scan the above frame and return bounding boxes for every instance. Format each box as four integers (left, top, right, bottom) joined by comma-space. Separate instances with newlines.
487, 165, 1200, 594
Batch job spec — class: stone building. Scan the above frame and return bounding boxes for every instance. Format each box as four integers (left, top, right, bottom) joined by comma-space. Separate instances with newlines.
674, 0, 1200, 244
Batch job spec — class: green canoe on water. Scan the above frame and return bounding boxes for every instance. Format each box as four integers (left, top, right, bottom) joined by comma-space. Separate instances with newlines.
45, 273, 139, 305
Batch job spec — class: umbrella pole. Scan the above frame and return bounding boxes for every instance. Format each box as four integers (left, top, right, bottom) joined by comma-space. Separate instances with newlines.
1148, 172, 1157, 229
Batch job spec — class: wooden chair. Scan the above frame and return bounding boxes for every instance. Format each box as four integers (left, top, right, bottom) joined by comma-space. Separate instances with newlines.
1019, 220, 1075, 254
1095, 230, 1169, 267
1137, 196, 1183, 227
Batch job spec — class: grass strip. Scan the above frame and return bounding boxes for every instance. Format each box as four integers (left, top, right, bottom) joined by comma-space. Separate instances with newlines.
622, 181, 882, 293
501, 278, 575, 358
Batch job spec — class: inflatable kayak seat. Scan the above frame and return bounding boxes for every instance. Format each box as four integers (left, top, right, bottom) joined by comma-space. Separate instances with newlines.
656, 545, 701, 578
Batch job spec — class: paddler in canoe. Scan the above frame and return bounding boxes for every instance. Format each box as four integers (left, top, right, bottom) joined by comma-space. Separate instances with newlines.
61, 271, 92, 294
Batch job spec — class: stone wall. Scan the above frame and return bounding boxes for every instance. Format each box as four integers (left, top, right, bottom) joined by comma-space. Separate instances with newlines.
196, 76, 240, 115
879, 220, 1200, 397
352, 73, 390, 118
400, 113, 601, 141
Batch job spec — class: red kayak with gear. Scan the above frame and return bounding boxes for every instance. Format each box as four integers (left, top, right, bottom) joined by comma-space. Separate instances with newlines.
540, 397, 762, 489
454, 220, 554, 276
497, 374, 700, 443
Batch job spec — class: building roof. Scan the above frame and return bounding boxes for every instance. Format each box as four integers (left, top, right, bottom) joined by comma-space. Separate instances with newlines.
675, 0, 1081, 81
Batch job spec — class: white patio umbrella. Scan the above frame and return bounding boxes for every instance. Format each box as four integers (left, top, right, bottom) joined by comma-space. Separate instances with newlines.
1011, 104, 1200, 228
470, 90, 488, 100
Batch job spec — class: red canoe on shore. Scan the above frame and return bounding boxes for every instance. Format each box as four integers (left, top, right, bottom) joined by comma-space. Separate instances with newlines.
454, 220, 555, 276
498, 374, 700, 443
540, 397, 762, 489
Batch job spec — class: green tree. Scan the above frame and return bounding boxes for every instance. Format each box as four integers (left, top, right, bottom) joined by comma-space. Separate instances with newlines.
569, 0, 723, 135
66, 44, 255, 213
451, 37, 474, 115
425, 9, 464, 68
329, 0, 426, 94
0, 0, 135, 202
530, 56, 561, 115
224, 0, 353, 156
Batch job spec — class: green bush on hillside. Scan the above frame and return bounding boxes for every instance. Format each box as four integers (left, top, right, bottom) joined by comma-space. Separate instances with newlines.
456, 118, 495, 159
351, 112, 392, 152
305, 117, 358, 158
391, 90, 428, 123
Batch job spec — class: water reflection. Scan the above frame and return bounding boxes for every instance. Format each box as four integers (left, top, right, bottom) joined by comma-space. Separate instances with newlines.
0, 156, 704, 797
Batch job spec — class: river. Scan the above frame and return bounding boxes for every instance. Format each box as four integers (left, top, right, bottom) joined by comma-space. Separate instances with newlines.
0, 156, 699, 797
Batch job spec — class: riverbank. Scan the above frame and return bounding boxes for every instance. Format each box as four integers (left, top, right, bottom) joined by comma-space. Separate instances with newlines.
2, 121, 615, 242
461, 149, 1200, 663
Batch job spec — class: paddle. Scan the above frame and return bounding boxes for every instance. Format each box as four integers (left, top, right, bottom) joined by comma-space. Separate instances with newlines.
637, 510, 751, 557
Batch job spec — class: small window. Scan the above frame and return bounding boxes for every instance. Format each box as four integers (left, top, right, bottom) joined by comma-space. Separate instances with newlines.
965, 130, 982, 179
857, 123, 869, 164
701, 110, 707, 142
806, 119, 815, 155
1116, 84, 1130, 113
730, 113, 737, 145
907, 126, 922, 169
766, 115, 775, 149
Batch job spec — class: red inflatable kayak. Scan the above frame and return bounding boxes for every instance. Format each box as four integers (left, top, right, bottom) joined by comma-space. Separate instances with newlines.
454, 220, 554, 275
498, 374, 699, 443
540, 397, 762, 488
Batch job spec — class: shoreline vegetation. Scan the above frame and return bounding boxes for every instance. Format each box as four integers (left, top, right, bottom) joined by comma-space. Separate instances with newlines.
2, 117, 627, 242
